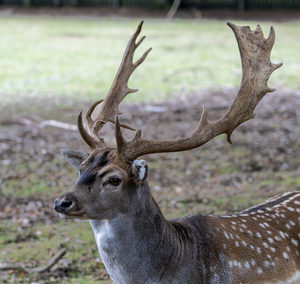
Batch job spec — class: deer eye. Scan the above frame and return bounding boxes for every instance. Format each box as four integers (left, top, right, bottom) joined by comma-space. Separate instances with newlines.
109, 178, 121, 186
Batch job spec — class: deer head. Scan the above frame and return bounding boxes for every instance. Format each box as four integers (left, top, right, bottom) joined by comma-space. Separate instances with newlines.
54, 21, 281, 222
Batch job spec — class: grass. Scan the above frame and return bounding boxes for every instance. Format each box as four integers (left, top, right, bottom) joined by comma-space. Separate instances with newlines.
0, 17, 300, 107
0, 220, 108, 283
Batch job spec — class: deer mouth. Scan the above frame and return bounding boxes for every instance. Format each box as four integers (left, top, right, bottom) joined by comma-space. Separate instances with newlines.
59, 212, 88, 220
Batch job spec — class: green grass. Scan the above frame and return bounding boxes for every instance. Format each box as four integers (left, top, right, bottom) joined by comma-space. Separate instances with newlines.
0, 17, 300, 107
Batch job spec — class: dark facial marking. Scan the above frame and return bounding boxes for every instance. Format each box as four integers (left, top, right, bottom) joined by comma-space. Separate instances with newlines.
77, 150, 113, 186
91, 150, 110, 169
77, 170, 97, 185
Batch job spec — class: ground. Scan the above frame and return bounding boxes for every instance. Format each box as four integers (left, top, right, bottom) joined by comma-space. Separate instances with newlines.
1, 86, 300, 283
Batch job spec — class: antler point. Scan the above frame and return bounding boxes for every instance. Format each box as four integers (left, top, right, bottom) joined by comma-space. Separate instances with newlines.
226, 133, 233, 145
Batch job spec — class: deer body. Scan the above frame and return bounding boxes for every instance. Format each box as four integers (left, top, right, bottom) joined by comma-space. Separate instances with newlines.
52, 21, 300, 283
91, 176, 300, 284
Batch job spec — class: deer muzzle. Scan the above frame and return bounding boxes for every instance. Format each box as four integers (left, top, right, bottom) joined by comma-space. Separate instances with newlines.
54, 193, 85, 217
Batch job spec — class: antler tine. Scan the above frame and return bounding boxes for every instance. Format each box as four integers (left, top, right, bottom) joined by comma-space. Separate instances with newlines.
78, 21, 152, 150
77, 111, 105, 149
116, 22, 282, 162
96, 21, 152, 125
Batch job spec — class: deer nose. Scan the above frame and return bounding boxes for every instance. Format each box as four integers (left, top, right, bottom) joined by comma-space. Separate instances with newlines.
54, 198, 73, 213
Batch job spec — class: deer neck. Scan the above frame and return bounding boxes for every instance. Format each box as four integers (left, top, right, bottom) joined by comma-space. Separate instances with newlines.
89, 181, 188, 283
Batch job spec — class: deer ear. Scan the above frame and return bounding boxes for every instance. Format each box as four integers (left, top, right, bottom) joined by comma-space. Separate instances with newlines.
131, 160, 148, 184
61, 149, 89, 171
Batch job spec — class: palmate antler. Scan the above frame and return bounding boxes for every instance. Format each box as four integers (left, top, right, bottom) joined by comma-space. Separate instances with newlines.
78, 21, 152, 150
114, 22, 282, 161
78, 21, 282, 163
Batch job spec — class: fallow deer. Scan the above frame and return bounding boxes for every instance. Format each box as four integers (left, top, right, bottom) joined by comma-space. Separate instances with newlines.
54, 22, 300, 283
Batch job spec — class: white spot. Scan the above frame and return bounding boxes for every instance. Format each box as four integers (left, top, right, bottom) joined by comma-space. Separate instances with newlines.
256, 232, 262, 238
244, 261, 250, 269
248, 231, 253, 237
263, 242, 269, 248
250, 245, 255, 250
232, 225, 236, 230
242, 219, 246, 222
259, 223, 265, 228
257, 247, 261, 253
268, 238, 274, 243
287, 207, 295, 211
223, 243, 227, 249
265, 261, 270, 267
275, 236, 281, 241
224, 232, 229, 239
257, 268, 263, 274
251, 259, 256, 266
270, 247, 276, 252
236, 235, 240, 239
235, 241, 239, 247
241, 224, 247, 228
283, 252, 289, 259
231, 221, 236, 225
290, 220, 295, 226
230, 233, 234, 240
229, 261, 233, 267
258, 210, 264, 213
287, 247, 290, 252
263, 222, 270, 227
295, 201, 300, 205
267, 255, 271, 259
297, 208, 300, 213
242, 241, 247, 247
267, 231, 272, 235
286, 223, 291, 229
252, 217, 258, 220
292, 239, 298, 246
280, 231, 286, 239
